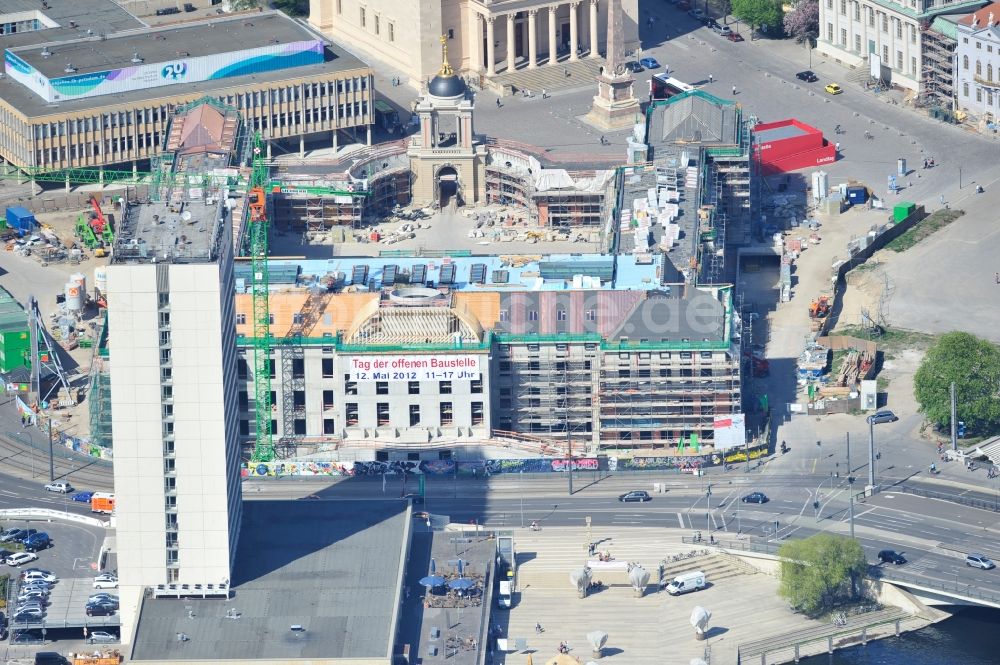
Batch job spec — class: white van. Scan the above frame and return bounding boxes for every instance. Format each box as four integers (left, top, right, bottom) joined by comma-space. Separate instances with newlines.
497, 580, 513, 608
665, 571, 706, 595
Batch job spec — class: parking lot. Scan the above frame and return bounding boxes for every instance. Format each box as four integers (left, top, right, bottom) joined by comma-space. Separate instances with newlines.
1, 518, 106, 581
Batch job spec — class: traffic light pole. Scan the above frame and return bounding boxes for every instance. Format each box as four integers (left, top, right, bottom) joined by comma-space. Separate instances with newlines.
847, 433, 855, 539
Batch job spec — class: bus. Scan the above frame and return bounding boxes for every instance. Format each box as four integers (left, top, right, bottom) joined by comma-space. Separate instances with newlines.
650, 74, 695, 101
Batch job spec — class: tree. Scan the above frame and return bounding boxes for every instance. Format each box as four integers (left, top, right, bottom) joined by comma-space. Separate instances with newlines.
272, 0, 310, 16
778, 534, 867, 616
914, 331, 1000, 435
731, 0, 784, 38
783, 0, 819, 44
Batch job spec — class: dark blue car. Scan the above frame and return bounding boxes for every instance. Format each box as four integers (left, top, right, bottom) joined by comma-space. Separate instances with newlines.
23, 534, 50, 553
72, 491, 94, 503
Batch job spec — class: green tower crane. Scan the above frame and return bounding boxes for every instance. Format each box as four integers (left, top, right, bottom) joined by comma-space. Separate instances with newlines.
247, 134, 274, 463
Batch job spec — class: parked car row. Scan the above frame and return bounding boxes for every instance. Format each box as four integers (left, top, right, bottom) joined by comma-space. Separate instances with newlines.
0, 527, 52, 551
88, 573, 120, 616
10, 569, 58, 624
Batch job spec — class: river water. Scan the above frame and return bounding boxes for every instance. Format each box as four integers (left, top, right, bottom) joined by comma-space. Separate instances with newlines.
799, 608, 1000, 664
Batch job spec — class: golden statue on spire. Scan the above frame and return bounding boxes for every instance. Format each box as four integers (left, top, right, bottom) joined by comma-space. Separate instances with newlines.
438, 34, 455, 77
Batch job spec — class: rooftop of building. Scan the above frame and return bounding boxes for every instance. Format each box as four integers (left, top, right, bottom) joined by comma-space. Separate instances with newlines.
619, 165, 699, 281
646, 90, 741, 154
231, 284, 734, 347
112, 197, 226, 265
931, 13, 964, 39
130, 499, 408, 663
239, 253, 666, 293
0, 10, 368, 118
0, 286, 28, 332
958, 2, 1000, 28
0, 0, 143, 51
11, 12, 317, 79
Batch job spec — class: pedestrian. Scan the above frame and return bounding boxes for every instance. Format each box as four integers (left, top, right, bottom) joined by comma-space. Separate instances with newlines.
835, 142, 841, 152
939, 193, 946, 206
995, 272, 999, 284
709, 73, 714, 83
496, 97, 501, 108
564, 67, 570, 77
732, 85, 737, 95
908, 180, 912, 188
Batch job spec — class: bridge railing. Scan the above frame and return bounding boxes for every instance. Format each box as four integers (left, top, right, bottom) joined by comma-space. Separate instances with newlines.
893, 483, 1000, 513
868, 566, 1000, 605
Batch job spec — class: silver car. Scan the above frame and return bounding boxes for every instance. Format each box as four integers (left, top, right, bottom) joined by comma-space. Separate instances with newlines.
966, 553, 996, 570
88, 630, 119, 644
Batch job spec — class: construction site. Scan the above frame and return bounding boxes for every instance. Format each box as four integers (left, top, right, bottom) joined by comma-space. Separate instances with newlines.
0, 51, 766, 469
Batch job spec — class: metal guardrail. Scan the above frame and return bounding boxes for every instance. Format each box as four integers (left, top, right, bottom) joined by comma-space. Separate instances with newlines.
681, 535, 780, 554
683, 538, 1000, 608
868, 565, 1000, 606
0, 509, 108, 528
893, 483, 1000, 512
737, 608, 907, 662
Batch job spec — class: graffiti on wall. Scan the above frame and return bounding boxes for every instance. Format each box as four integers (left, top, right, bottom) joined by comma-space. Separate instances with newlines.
240, 445, 770, 478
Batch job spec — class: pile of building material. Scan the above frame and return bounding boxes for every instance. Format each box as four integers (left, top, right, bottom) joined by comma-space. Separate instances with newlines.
780, 253, 792, 302
834, 347, 876, 387
797, 342, 829, 380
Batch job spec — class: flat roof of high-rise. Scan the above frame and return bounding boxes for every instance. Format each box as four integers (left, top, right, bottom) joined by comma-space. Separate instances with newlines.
112, 199, 227, 265
129, 499, 408, 663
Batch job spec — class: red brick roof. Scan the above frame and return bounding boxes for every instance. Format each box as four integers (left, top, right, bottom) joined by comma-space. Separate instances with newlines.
959, 2, 1000, 27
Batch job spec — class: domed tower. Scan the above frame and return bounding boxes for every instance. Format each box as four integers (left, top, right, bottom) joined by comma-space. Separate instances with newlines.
408, 36, 486, 209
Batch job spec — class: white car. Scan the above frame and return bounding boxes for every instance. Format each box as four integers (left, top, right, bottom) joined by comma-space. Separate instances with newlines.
7, 552, 39, 566
93, 573, 119, 589
22, 570, 57, 583
43, 481, 73, 493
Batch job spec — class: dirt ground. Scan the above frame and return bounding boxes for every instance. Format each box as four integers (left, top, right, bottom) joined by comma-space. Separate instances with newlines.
0, 204, 111, 440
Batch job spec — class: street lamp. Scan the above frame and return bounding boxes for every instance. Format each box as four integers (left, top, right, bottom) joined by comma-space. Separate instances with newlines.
867, 417, 877, 490
847, 433, 855, 539
705, 484, 713, 533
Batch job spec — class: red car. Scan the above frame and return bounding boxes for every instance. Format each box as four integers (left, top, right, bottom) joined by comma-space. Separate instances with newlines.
727, 32, 744, 42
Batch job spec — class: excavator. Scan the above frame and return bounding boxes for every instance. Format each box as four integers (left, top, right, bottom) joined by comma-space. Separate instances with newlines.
808, 296, 831, 319
75, 196, 115, 254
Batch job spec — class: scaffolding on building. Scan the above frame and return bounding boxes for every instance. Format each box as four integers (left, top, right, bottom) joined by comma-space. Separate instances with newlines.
270, 184, 366, 231
595, 345, 741, 452
921, 23, 957, 108
88, 314, 112, 450
508, 357, 595, 437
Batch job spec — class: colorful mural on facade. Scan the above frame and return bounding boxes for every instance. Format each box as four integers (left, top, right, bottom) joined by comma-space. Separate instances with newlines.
241, 445, 769, 478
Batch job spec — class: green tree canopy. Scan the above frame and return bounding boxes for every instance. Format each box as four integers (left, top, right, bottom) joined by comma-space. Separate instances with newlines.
778, 534, 867, 616
914, 331, 1000, 435
731, 0, 785, 34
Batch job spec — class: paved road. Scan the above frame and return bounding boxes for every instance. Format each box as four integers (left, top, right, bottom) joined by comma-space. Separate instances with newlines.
242, 470, 1000, 602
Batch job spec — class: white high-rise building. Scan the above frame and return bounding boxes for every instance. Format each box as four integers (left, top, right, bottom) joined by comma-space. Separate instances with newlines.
107, 195, 242, 639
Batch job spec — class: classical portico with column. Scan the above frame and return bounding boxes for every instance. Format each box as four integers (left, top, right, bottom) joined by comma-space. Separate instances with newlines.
467, 0, 638, 79
310, 0, 637, 94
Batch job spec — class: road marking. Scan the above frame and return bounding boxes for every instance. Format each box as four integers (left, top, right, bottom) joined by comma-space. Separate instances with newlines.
677, 512, 685, 529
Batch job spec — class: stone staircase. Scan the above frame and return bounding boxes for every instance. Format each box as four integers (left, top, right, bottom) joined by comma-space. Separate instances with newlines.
513, 528, 752, 591
487, 57, 607, 97
845, 63, 871, 86
656, 552, 755, 587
